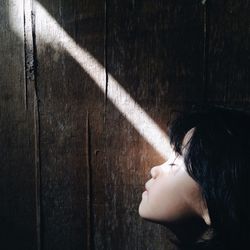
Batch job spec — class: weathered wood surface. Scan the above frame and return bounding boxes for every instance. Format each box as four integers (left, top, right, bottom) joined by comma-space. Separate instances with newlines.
0, 0, 39, 249
35, 0, 106, 249
206, 1, 250, 107
105, 1, 204, 250
1, 0, 250, 250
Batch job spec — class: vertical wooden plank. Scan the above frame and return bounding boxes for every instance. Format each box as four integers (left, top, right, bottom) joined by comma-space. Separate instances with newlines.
206, 1, 250, 107
0, 0, 38, 249
35, 0, 106, 249
105, 1, 204, 249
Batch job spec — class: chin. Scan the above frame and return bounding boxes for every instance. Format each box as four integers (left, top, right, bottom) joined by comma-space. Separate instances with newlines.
138, 203, 145, 218
138, 204, 152, 220
139, 207, 163, 223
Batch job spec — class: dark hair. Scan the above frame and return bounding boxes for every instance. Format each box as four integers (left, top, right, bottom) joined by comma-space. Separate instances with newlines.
167, 105, 250, 250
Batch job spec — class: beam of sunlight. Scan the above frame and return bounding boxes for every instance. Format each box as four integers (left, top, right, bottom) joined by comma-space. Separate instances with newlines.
8, 0, 24, 42
9, 0, 172, 159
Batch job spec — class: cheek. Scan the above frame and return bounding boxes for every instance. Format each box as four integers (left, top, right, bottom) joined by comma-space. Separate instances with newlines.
150, 181, 185, 216
149, 180, 176, 207
140, 179, 183, 221
139, 174, 201, 222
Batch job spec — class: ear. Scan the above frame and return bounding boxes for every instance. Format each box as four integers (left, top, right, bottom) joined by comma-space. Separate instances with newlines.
202, 208, 211, 226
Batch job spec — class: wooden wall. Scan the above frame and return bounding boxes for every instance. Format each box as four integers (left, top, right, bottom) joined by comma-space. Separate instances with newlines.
0, 0, 249, 249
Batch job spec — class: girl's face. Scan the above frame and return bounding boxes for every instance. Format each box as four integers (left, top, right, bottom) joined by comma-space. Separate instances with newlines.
139, 129, 209, 224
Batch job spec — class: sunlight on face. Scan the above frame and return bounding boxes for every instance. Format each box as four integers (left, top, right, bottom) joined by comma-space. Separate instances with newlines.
138, 129, 207, 223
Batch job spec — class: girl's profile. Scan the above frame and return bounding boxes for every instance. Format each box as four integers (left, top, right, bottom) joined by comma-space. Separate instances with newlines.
139, 105, 250, 250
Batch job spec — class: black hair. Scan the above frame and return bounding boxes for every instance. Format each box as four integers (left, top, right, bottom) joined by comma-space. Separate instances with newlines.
167, 105, 250, 250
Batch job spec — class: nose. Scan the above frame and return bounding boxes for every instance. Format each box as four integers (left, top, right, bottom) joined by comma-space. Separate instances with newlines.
150, 166, 160, 179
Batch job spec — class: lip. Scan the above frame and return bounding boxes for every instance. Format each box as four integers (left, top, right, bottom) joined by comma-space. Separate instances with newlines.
145, 181, 150, 191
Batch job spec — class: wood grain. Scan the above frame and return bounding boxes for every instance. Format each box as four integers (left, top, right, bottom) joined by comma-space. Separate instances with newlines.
105, 1, 204, 249
205, 0, 250, 107
35, 0, 106, 249
0, 0, 38, 249
1, 0, 250, 249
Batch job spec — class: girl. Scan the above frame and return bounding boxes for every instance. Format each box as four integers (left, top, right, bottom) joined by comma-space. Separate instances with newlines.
139, 106, 250, 249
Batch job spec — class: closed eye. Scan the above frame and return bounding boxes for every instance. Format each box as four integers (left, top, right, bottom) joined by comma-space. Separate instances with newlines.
169, 163, 176, 168
169, 163, 181, 172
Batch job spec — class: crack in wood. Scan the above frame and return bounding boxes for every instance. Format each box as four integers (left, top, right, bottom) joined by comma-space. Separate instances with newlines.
34, 79, 41, 250
23, 0, 41, 249
23, 0, 35, 111
23, 0, 28, 111
86, 112, 94, 250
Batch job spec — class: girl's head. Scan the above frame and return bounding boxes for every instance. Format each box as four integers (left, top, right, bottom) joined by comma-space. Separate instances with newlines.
139, 106, 250, 248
